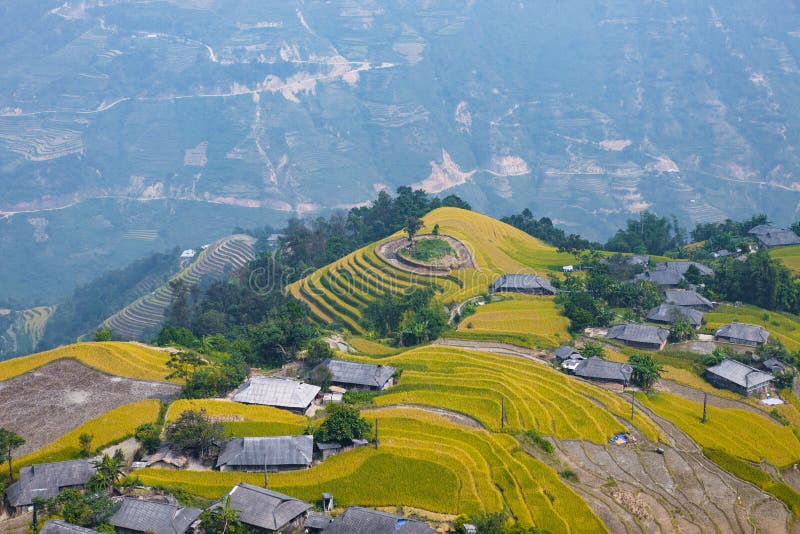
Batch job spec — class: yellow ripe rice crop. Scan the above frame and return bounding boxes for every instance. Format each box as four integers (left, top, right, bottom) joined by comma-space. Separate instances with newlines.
166, 399, 307, 437
0, 342, 174, 382
640, 392, 800, 466
456, 295, 569, 348
347, 336, 401, 356
350, 345, 661, 442
770, 245, 800, 275
16, 399, 161, 467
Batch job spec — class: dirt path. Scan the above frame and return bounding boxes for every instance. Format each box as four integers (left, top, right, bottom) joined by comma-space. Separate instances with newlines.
365, 404, 484, 429
432, 338, 549, 365
449, 296, 484, 325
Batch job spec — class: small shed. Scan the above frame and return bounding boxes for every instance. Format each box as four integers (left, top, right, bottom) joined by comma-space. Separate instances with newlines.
714, 323, 770, 347
705, 359, 774, 396
606, 323, 670, 351
232, 377, 320, 415
109, 498, 201, 534
763, 358, 788, 374
216, 436, 313, 472
491, 274, 557, 295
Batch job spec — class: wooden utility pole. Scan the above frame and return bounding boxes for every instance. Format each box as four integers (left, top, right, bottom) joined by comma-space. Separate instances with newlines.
375, 419, 379, 449
630, 391, 635, 420
501, 397, 506, 430
702, 393, 708, 423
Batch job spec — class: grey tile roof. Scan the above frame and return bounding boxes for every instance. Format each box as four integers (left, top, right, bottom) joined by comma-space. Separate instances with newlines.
233, 377, 320, 410
574, 357, 633, 382
554, 345, 583, 361
715, 323, 770, 344
749, 224, 775, 235
645, 304, 704, 327
606, 323, 670, 346
216, 435, 313, 469
658, 261, 715, 276
322, 359, 395, 388
217, 483, 311, 531
305, 511, 333, 530
5, 459, 96, 507
492, 274, 557, 294
755, 228, 800, 248
40, 521, 101, 534
109, 498, 201, 534
705, 359, 774, 390
763, 358, 787, 373
323, 506, 436, 534
633, 269, 684, 286
664, 289, 713, 308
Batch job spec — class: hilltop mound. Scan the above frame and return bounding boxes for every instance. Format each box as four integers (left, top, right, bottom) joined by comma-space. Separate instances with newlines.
288, 207, 572, 330
100, 234, 256, 341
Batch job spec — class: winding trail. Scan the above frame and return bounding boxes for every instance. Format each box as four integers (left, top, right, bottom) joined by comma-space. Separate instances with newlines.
431, 338, 549, 365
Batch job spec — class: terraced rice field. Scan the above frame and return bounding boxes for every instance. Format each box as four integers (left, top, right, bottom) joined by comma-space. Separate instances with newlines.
639, 392, 800, 466
288, 207, 573, 331
166, 399, 307, 437
16, 399, 161, 468
348, 336, 401, 356
101, 234, 256, 340
0, 341, 174, 382
771, 245, 800, 275
704, 304, 800, 350
455, 295, 569, 348
19, 306, 56, 349
136, 407, 606, 533
349, 346, 661, 442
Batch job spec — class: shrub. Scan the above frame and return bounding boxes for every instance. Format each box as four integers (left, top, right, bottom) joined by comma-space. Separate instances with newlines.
559, 469, 578, 482
523, 429, 554, 454
313, 404, 371, 444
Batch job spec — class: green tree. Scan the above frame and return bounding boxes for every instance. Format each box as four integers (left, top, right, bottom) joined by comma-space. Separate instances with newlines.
165, 351, 208, 381
93, 329, 112, 342
669, 319, 694, 342
579, 342, 605, 359
90, 453, 124, 496
198, 495, 245, 534
134, 423, 161, 455
305, 339, 333, 367
165, 409, 223, 459
628, 353, 664, 391
78, 433, 94, 457
0, 428, 25, 480
404, 216, 424, 243
314, 404, 372, 444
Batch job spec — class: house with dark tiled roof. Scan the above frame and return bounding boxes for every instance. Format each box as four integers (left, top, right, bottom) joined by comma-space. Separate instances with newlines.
40, 521, 101, 534
491, 274, 557, 295
705, 359, 774, 396
109, 498, 201, 534
646, 304, 704, 328
317, 359, 396, 391
554, 345, 582, 361
606, 323, 670, 351
749, 225, 800, 248
633, 261, 714, 287
216, 436, 313, 472
214, 483, 312, 532
714, 323, 770, 347
763, 358, 788, 374
573, 357, 633, 386
664, 289, 714, 310
4, 459, 96, 514
323, 506, 435, 534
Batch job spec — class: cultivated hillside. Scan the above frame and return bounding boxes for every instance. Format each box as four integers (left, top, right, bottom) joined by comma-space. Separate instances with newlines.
100, 234, 257, 341
288, 207, 573, 331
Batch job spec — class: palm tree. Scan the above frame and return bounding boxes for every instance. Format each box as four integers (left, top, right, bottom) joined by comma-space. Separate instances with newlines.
91, 453, 124, 495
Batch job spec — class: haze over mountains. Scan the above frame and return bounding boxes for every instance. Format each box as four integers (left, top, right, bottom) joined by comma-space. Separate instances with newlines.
3, 0, 800, 304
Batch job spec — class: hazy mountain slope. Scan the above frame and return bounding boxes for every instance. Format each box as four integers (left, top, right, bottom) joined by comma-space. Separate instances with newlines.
3, 0, 800, 303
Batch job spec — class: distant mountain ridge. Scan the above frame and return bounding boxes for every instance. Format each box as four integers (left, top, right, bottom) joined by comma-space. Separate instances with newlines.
3, 0, 800, 304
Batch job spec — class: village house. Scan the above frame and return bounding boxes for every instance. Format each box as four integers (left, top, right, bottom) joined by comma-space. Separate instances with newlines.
317, 359, 396, 391
554, 345, 585, 372
133, 446, 188, 470
763, 358, 788, 374
4, 459, 96, 514
573, 357, 633, 386
633, 261, 714, 287
41, 521, 101, 534
645, 303, 704, 328
215, 483, 312, 532
232, 377, 320, 415
491, 274, 557, 295
605, 323, 670, 351
109, 498, 201, 534
323, 506, 436, 534
714, 323, 770, 347
705, 359, 774, 396
663, 289, 714, 310
216, 435, 313, 472
315, 439, 370, 460
748, 224, 800, 248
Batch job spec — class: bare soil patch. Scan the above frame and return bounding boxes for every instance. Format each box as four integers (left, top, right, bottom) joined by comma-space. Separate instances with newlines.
0, 359, 179, 455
